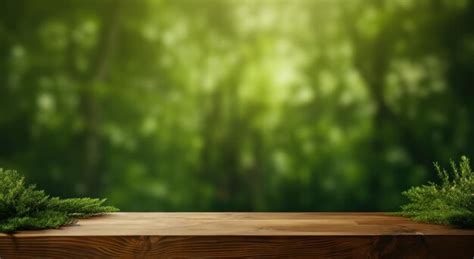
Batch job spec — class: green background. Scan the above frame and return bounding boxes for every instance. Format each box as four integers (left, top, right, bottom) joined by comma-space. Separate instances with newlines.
1, 0, 473, 212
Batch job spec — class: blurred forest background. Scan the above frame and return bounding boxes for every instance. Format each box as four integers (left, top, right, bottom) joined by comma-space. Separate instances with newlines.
1, 0, 473, 211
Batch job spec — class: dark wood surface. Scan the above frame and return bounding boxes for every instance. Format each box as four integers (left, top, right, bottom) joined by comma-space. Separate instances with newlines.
0, 213, 473, 258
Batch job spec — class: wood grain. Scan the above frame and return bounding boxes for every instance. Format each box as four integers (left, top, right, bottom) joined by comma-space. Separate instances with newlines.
0, 213, 473, 258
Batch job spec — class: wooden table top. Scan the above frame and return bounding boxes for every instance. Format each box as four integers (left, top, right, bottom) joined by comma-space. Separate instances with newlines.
3, 212, 473, 237
1, 213, 473, 258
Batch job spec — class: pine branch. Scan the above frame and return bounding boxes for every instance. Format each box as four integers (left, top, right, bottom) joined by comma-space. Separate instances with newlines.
0, 169, 118, 233
397, 156, 474, 228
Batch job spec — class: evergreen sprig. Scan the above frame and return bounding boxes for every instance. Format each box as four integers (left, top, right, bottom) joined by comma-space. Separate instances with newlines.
398, 156, 474, 228
0, 169, 118, 233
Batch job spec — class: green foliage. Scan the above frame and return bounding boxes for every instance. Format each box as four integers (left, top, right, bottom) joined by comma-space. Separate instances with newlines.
0, 169, 118, 233
1, 0, 474, 212
399, 156, 474, 228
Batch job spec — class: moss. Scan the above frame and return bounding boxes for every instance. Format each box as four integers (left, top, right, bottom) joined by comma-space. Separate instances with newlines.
397, 156, 474, 228
0, 169, 118, 233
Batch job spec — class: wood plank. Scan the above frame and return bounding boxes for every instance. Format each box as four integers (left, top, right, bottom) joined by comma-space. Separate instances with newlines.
0, 213, 473, 258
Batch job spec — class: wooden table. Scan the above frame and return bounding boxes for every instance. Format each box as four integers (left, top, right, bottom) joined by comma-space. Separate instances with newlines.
0, 213, 473, 258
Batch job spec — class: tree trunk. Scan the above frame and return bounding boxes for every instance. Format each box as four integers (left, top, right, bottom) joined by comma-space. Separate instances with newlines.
81, 0, 121, 196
